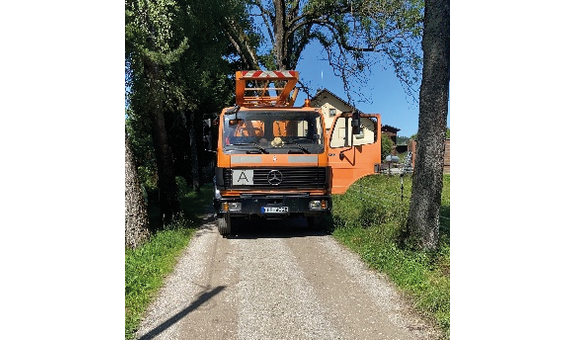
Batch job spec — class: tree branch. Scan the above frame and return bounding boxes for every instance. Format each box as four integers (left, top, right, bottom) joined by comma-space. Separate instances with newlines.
222, 19, 260, 70
250, 0, 275, 42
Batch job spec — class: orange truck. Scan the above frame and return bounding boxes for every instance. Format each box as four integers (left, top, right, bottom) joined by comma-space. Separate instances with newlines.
212, 70, 382, 236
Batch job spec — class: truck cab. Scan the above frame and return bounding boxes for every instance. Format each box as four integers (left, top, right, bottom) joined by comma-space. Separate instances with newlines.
212, 70, 381, 236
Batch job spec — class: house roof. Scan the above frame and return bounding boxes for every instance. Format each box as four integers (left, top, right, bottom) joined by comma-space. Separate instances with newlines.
381, 124, 400, 133
311, 88, 402, 133
310, 88, 366, 114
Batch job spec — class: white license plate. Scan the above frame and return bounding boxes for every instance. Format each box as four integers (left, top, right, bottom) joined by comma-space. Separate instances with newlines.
261, 206, 289, 214
232, 169, 254, 185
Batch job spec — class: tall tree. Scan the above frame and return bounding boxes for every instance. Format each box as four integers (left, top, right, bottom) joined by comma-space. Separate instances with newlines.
164, 0, 238, 191
221, 0, 263, 70
126, 0, 189, 221
125, 134, 150, 249
227, 0, 424, 102
407, 0, 449, 250
126, 0, 242, 220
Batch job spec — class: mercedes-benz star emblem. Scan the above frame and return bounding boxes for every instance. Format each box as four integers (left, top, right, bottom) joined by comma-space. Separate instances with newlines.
267, 170, 283, 185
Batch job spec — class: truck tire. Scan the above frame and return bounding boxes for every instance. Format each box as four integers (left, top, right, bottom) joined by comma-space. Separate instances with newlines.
217, 214, 231, 236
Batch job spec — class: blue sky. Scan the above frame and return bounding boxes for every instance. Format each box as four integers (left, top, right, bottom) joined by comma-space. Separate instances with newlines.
292, 41, 450, 138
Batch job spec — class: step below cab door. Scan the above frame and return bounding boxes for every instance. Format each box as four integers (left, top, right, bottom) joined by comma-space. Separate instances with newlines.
327, 113, 381, 194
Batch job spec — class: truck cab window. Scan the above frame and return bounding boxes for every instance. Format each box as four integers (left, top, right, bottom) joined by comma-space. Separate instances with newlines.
329, 116, 377, 148
224, 110, 324, 153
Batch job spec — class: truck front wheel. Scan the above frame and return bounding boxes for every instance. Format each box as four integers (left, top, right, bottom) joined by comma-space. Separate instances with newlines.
217, 214, 232, 236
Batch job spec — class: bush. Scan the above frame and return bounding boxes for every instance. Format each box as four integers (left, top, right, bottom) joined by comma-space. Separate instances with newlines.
381, 134, 394, 159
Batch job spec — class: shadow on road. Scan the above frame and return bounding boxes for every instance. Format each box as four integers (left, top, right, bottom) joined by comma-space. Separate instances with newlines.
225, 216, 331, 239
137, 285, 226, 340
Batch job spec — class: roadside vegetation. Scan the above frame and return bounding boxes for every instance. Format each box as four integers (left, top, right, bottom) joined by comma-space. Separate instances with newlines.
331, 174, 450, 338
125, 180, 213, 340
125, 174, 450, 339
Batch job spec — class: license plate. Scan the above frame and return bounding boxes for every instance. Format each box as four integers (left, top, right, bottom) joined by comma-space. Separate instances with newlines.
261, 206, 289, 214
232, 169, 254, 185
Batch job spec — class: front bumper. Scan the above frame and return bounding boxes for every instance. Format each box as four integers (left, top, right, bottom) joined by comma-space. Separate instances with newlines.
214, 194, 331, 219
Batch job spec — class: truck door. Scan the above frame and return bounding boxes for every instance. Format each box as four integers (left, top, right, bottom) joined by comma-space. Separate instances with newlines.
327, 113, 381, 194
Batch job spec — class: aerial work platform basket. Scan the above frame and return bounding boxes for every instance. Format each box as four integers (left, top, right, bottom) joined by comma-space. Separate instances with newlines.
235, 70, 299, 107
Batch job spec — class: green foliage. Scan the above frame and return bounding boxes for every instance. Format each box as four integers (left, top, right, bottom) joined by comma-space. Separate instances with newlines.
332, 175, 413, 241
331, 174, 450, 337
126, 109, 158, 190
381, 134, 394, 159
126, 0, 238, 114
396, 135, 410, 145
126, 0, 241, 202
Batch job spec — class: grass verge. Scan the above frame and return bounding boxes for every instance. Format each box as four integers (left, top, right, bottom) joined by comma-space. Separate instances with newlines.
125, 181, 214, 340
331, 174, 450, 338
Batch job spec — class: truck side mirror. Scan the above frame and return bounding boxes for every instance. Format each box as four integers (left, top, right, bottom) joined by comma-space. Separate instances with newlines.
202, 120, 216, 152
351, 110, 361, 135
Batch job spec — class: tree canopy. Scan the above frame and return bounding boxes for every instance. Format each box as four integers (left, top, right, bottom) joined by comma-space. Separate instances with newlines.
125, 0, 243, 222
226, 0, 424, 102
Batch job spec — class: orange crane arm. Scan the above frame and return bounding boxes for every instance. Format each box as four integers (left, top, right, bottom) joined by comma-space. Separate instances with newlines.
235, 70, 299, 107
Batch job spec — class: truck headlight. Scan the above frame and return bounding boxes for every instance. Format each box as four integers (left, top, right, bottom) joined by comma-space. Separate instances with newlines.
222, 202, 241, 212
228, 202, 242, 212
309, 200, 328, 211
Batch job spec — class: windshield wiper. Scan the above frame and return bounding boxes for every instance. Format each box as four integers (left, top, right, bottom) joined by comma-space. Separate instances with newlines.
285, 139, 311, 154
232, 142, 269, 154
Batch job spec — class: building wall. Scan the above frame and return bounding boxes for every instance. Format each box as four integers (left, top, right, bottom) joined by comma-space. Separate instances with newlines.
311, 92, 353, 131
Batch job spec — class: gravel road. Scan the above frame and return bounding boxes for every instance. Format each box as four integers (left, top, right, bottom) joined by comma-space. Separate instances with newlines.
134, 214, 440, 340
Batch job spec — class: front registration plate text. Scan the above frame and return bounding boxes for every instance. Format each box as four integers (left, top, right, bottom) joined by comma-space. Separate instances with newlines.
261, 206, 289, 214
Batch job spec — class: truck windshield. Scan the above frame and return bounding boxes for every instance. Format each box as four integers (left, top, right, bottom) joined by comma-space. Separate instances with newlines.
223, 110, 324, 154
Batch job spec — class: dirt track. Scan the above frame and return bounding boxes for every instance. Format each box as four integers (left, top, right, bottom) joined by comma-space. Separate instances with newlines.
135, 215, 440, 340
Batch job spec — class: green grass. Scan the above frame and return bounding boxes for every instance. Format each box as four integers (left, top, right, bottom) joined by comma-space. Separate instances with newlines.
125, 181, 214, 340
331, 174, 450, 338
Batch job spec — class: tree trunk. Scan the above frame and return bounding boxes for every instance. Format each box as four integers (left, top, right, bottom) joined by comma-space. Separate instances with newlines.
406, 0, 449, 251
272, 0, 288, 70
151, 106, 180, 222
146, 61, 180, 223
188, 111, 201, 192
222, 21, 260, 70
125, 134, 150, 249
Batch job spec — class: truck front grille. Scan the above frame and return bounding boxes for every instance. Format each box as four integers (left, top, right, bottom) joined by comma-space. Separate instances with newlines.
223, 167, 328, 190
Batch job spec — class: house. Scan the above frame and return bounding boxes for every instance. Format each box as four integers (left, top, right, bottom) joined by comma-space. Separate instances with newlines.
381, 124, 400, 145
311, 88, 400, 154
310, 88, 362, 132
381, 124, 404, 155
311, 88, 450, 174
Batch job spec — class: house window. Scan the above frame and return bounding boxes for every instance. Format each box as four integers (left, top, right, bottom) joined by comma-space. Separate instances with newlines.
329, 108, 336, 117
